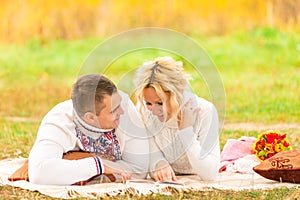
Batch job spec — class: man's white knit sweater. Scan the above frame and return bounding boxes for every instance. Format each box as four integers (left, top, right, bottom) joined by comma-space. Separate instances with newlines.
28, 91, 149, 185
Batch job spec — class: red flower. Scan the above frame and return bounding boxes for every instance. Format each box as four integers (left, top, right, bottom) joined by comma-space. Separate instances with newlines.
260, 138, 266, 146
253, 130, 292, 161
265, 133, 276, 144
283, 141, 290, 147
266, 153, 275, 158
277, 133, 286, 143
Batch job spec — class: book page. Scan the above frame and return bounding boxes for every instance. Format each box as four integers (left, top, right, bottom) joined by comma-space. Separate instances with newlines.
126, 179, 185, 187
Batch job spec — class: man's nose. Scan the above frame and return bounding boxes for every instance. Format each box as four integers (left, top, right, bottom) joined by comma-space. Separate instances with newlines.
118, 106, 124, 115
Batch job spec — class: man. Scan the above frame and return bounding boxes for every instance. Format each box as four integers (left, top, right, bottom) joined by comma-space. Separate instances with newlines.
28, 74, 149, 185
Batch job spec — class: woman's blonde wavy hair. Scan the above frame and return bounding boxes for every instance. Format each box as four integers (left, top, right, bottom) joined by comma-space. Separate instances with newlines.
134, 56, 190, 121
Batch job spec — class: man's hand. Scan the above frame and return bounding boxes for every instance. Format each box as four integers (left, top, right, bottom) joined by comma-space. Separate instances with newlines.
153, 160, 177, 181
102, 159, 131, 183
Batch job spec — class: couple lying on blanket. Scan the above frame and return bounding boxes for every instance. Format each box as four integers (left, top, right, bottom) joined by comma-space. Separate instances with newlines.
9, 56, 220, 186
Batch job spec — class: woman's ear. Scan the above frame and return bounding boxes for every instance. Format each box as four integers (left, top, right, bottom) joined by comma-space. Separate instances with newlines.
83, 112, 97, 125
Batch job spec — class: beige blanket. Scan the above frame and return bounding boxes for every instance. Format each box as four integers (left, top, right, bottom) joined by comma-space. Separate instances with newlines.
0, 158, 298, 199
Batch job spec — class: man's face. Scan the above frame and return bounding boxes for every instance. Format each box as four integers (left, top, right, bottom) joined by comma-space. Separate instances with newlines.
94, 92, 124, 129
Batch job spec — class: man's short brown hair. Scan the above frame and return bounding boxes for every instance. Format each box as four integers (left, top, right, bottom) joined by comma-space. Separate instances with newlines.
71, 74, 117, 117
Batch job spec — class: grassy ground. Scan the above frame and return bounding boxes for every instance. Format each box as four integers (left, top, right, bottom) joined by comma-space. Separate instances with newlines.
0, 185, 299, 200
0, 27, 300, 199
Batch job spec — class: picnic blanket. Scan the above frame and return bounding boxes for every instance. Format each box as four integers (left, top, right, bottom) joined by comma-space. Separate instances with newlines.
0, 158, 299, 199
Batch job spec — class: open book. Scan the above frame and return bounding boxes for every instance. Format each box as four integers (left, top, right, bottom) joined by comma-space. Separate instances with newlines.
126, 179, 185, 187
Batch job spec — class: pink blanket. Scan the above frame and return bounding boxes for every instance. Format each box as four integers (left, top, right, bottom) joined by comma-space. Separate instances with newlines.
219, 136, 257, 172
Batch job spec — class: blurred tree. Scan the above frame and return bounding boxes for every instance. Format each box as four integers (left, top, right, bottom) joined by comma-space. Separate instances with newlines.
267, 0, 274, 27
0, 0, 299, 43
274, 0, 299, 26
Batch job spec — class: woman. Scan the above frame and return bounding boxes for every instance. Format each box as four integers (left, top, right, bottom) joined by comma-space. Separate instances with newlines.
134, 56, 220, 181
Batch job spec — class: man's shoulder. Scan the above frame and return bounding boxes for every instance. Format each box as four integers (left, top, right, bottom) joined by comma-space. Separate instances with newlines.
118, 90, 129, 99
43, 99, 74, 121
49, 99, 72, 111
118, 90, 132, 106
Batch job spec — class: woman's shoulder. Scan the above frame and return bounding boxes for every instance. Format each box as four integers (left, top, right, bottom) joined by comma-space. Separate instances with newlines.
184, 91, 214, 109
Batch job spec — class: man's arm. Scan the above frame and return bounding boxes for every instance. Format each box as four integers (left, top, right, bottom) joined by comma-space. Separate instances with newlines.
28, 100, 131, 185
29, 139, 104, 185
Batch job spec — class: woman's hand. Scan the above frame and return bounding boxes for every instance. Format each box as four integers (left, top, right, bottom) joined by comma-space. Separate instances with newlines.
179, 98, 200, 130
153, 160, 177, 181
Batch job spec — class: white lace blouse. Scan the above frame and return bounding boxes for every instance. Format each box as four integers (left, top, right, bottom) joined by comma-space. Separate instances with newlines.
146, 91, 220, 181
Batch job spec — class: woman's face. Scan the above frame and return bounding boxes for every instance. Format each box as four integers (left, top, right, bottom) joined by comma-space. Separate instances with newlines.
142, 87, 172, 122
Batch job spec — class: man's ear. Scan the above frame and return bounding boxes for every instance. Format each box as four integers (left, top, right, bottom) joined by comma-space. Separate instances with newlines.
83, 112, 97, 125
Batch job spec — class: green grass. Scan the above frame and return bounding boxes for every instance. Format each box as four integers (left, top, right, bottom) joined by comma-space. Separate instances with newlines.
1, 27, 299, 122
0, 27, 300, 199
202, 27, 300, 123
0, 120, 38, 159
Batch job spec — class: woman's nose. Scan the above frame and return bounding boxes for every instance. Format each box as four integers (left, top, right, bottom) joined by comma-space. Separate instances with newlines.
151, 105, 161, 115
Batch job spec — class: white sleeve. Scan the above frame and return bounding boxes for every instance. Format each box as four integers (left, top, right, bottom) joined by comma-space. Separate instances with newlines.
116, 91, 149, 179
148, 133, 168, 175
28, 101, 103, 185
177, 102, 220, 181
29, 140, 102, 185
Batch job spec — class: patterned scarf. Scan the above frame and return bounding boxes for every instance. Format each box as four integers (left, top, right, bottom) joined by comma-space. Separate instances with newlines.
73, 111, 122, 160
